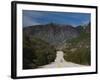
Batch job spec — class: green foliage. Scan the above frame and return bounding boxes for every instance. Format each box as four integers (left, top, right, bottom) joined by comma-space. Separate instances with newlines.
64, 47, 90, 65
23, 34, 56, 69
63, 31, 91, 65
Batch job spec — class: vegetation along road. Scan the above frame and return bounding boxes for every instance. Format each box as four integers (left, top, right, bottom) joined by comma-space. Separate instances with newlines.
40, 51, 86, 68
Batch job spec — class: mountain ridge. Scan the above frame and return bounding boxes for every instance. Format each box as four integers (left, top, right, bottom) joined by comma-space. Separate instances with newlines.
23, 23, 80, 49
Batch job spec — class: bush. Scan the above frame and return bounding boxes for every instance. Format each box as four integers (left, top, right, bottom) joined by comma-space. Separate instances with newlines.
63, 32, 91, 65
23, 35, 56, 69
64, 48, 90, 65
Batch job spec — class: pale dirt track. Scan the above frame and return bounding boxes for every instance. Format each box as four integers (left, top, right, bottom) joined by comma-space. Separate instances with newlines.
40, 51, 86, 68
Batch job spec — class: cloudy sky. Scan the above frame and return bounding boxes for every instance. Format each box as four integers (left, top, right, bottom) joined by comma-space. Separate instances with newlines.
23, 10, 90, 27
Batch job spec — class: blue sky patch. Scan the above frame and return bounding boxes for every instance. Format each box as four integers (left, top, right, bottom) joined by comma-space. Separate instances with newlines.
23, 10, 90, 27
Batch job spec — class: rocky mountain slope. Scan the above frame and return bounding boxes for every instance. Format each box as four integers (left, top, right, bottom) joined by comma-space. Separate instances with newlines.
23, 23, 79, 49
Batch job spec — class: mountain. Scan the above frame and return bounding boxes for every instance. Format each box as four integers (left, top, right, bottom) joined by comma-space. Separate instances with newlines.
23, 23, 79, 49
23, 22, 91, 69
76, 22, 91, 33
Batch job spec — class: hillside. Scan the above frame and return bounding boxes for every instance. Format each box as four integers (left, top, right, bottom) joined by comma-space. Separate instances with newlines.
23, 23, 79, 49
23, 22, 91, 69
23, 34, 56, 69
63, 23, 91, 65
